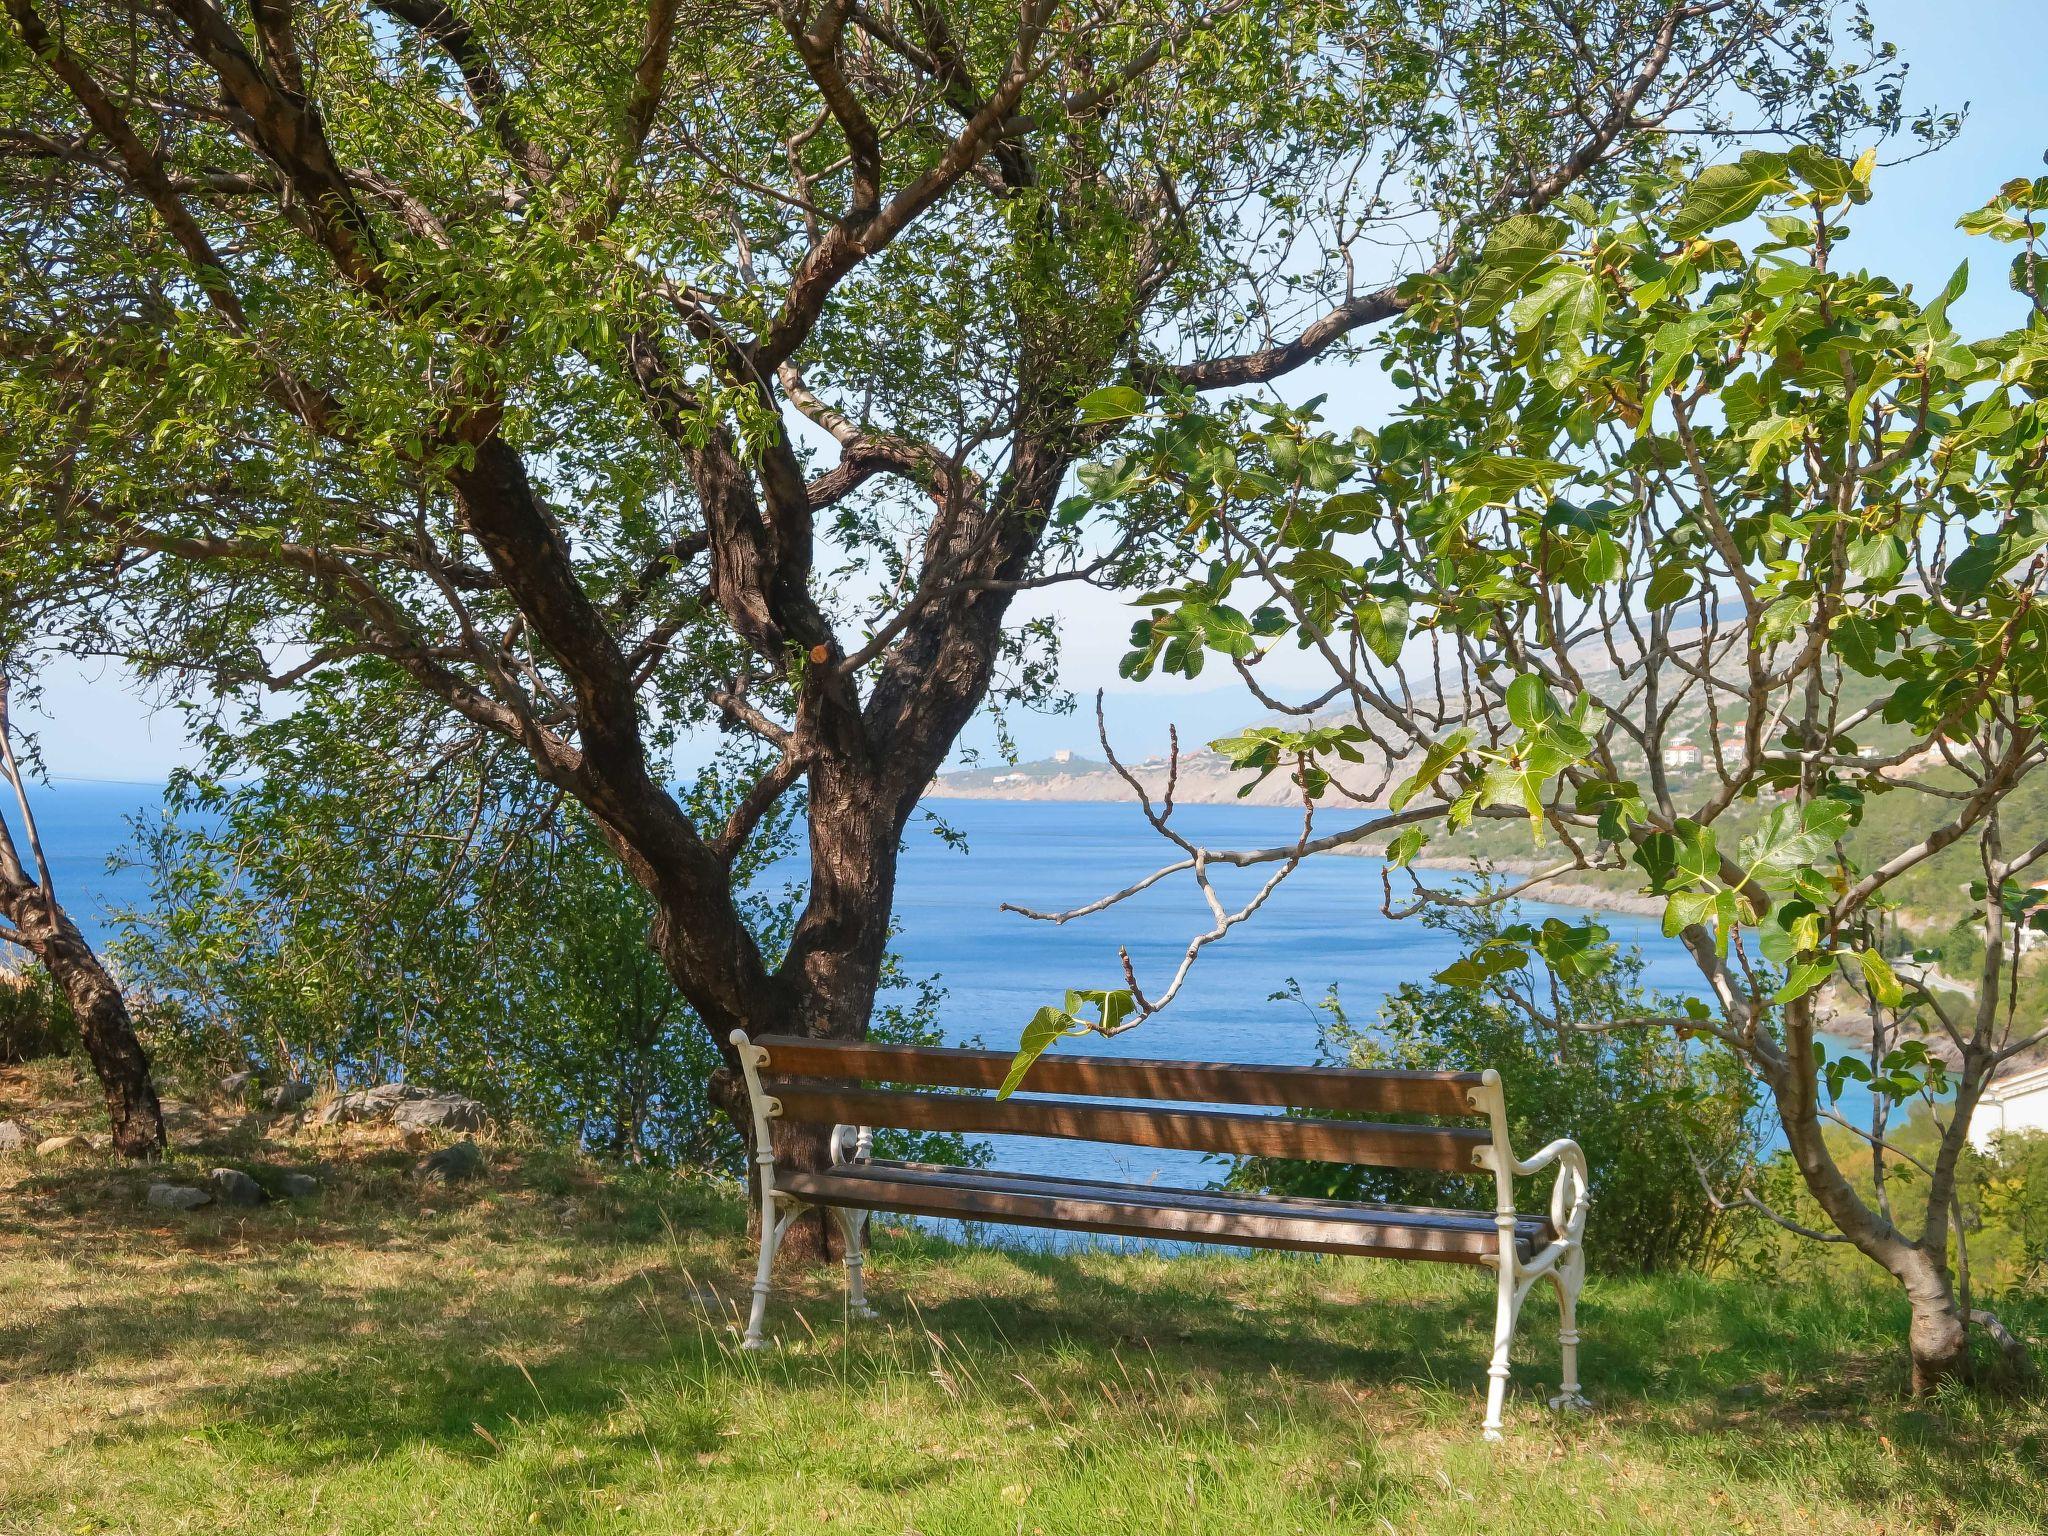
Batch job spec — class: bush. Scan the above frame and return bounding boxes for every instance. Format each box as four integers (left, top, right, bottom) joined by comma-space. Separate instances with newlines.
1972, 1130, 2048, 1296
0, 960, 73, 1063
1229, 900, 1765, 1274
1734, 1107, 2048, 1299
111, 687, 980, 1172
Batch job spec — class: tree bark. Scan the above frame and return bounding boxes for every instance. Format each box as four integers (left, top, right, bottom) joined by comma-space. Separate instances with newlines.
1768, 1005, 1968, 1394
0, 892, 164, 1159
1900, 1247, 1971, 1393
0, 675, 165, 1158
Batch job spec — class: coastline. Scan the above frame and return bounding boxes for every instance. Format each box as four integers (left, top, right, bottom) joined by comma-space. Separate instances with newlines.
929, 790, 1669, 920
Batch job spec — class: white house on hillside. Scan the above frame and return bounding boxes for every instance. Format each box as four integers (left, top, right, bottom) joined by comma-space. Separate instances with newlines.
1970, 1060, 2048, 1152
1661, 740, 1701, 771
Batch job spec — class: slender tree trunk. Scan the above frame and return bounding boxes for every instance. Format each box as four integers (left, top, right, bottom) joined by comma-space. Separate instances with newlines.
0, 675, 164, 1158
0, 893, 164, 1158
1768, 1012, 1968, 1393
1899, 1244, 1971, 1393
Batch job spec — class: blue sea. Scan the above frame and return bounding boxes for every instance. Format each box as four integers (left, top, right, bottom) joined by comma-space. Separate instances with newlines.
13, 781, 1822, 1197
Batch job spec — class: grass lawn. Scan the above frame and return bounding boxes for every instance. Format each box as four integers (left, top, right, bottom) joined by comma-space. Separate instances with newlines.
2, 1070, 2044, 1534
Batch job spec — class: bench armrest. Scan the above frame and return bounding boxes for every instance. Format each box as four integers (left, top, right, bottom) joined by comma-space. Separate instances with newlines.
1515, 1137, 1590, 1246
830, 1123, 874, 1167
1470, 1072, 1591, 1251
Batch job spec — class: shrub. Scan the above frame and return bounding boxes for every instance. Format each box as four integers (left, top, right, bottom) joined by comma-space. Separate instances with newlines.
0, 960, 73, 1063
1727, 1110, 2048, 1306
1972, 1130, 2048, 1296
111, 697, 979, 1171
1229, 901, 1765, 1274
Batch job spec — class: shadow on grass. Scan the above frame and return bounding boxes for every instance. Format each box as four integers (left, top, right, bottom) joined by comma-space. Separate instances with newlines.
6, 1179, 2042, 1528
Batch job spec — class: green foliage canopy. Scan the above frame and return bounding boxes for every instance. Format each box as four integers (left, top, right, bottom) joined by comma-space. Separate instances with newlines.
1032, 153, 2048, 1373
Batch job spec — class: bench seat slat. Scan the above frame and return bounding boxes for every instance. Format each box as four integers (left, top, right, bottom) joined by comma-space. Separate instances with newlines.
781, 1161, 1549, 1265
771, 1085, 1489, 1171
753, 1035, 1484, 1117
841, 1159, 1522, 1229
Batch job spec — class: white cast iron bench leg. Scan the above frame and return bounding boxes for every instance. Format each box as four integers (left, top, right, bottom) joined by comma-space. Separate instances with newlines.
1470, 1071, 1593, 1438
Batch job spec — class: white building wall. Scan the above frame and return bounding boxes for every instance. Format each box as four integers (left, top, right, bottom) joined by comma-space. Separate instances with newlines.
1970, 1063, 2048, 1152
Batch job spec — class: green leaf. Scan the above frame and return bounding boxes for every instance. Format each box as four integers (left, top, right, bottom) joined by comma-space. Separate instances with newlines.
1787, 146, 1855, 201
1356, 595, 1409, 666
1451, 454, 1576, 503
1745, 416, 1803, 474
1319, 490, 1377, 522
1531, 917, 1614, 981
1846, 533, 1908, 589
1581, 530, 1625, 586
1385, 826, 1425, 868
1505, 674, 1558, 730
999, 1005, 1079, 1098
1738, 803, 1833, 886
1467, 214, 1571, 320
1077, 385, 1146, 424
1772, 958, 1833, 1005
1945, 524, 2048, 596
1646, 560, 1696, 609
1832, 612, 1881, 673
1670, 152, 1793, 239
1672, 820, 1720, 884
1391, 730, 1472, 812
1663, 889, 1716, 938
1858, 949, 1905, 1010
1433, 941, 1529, 988
1920, 260, 1969, 333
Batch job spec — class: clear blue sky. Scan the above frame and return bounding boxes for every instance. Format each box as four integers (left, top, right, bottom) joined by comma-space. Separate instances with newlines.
26, 0, 2045, 781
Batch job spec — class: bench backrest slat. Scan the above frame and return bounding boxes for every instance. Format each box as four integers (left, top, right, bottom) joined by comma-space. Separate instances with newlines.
772, 1084, 1489, 1172
752, 1035, 1485, 1118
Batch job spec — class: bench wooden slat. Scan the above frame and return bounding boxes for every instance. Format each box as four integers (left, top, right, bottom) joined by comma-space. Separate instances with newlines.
752, 1035, 1485, 1116
770, 1084, 1490, 1171
852, 1159, 1538, 1235
780, 1163, 1539, 1264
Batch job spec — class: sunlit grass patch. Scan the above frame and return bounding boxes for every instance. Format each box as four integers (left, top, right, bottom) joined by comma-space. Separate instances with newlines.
0, 1116, 2041, 1534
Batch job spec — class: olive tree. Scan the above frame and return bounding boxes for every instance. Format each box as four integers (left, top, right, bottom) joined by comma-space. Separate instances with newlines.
0, 0, 1911, 1248
1021, 157, 2048, 1388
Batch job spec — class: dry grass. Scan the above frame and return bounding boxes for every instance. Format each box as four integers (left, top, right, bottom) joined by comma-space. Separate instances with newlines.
2, 1060, 2044, 1534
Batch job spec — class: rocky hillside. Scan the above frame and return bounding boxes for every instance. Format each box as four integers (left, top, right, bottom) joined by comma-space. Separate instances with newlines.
928, 752, 1313, 806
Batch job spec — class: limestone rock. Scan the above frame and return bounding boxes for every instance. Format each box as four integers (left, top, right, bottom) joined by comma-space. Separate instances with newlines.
217, 1070, 257, 1098
208, 1167, 267, 1206
313, 1082, 436, 1126
391, 1094, 489, 1133
261, 1080, 314, 1112
0, 1118, 34, 1153
277, 1172, 321, 1199
414, 1139, 484, 1185
147, 1183, 212, 1211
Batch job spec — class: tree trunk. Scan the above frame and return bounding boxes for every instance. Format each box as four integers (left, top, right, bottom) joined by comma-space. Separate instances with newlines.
0, 894, 164, 1158
1768, 1018, 1967, 1394
1901, 1246, 1970, 1394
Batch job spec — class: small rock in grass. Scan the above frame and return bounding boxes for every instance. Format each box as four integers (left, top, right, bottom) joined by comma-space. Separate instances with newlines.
35, 1134, 93, 1156
147, 1183, 212, 1211
414, 1139, 484, 1185
208, 1167, 268, 1206
391, 1094, 489, 1133
277, 1172, 321, 1199
261, 1080, 313, 1112
217, 1070, 257, 1098
0, 1119, 34, 1153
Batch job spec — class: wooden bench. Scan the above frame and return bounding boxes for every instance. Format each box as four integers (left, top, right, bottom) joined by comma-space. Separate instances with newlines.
729, 1030, 1591, 1437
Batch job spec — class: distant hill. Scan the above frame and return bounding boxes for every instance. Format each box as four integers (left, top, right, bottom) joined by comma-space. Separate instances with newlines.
928, 750, 1316, 806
